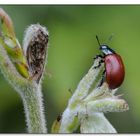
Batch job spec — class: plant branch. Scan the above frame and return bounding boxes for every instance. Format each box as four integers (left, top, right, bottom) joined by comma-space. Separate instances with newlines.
57, 57, 129, 133
59, 58, 104, 133
0, 9, 48, 133
0, 44, 47, 133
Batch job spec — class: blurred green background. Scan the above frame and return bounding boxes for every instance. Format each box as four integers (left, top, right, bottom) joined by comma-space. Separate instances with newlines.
0, 5, 139, 133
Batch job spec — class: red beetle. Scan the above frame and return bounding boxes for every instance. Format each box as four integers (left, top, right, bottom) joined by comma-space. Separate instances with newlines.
95, 36, 125, 89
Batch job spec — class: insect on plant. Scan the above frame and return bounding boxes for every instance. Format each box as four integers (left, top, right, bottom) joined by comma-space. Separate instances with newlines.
94, 35, 125, 89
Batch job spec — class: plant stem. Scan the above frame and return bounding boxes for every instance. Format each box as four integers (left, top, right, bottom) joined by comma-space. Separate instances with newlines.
21, 83, 47, 133
0, 44, 47, 133
0, 9, 48, 133
59, 58, 104, 133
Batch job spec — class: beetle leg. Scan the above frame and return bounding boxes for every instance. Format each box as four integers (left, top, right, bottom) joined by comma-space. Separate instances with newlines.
98, 70, 106, 87
94, 59, 104, 69
93, 54, 104, 60
93, 54, 105, 69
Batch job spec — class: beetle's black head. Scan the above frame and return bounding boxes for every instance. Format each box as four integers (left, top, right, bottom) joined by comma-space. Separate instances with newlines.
100, 45, 115, 55
96, 35, 116, 55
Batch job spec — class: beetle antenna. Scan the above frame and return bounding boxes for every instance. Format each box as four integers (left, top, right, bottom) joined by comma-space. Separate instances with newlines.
107, 34, 114, 44
96, 35, 101, 46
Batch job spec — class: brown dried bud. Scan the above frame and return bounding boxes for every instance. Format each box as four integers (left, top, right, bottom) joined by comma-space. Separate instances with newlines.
23, 24, 49, 83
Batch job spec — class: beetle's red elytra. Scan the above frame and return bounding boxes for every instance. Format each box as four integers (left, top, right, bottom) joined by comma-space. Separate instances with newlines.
105, 54, 125, 89
95, 35, 125, 89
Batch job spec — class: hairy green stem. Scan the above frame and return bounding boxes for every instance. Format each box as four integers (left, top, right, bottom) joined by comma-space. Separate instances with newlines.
59, 58, 104, 133
21, 83, 46, 133
0, 44, 47, 133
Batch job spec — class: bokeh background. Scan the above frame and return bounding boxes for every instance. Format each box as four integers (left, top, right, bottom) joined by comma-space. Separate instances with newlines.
0, 5, 139, 133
